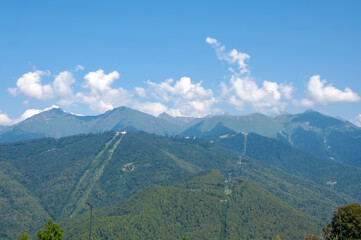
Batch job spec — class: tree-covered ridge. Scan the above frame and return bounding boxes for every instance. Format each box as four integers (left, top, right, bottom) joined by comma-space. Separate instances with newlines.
0, 131, 241, 239
61, 170, 320, 240
215, 132, 361, 201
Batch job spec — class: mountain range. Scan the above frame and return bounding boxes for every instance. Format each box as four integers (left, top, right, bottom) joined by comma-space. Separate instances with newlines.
0, 107, 360, 167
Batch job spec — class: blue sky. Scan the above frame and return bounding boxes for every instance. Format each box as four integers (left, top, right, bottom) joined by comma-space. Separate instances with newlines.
1, 1, 361, 125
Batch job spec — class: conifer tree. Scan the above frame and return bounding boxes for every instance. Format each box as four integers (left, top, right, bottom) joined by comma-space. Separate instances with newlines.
37, 219, 63, 240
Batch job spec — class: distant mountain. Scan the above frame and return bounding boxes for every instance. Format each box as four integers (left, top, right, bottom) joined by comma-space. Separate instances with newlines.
0, 107, 179, 143
276, 110, 361, 167
61, 170, 321, 240
181, 113, 283, 138
0, 125, 6, 132
158, 112, 195, 126
1, 106, 360, 167
178, 110, 361, 167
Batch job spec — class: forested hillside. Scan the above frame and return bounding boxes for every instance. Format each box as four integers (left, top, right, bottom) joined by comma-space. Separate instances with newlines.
214, 132, 361, 200
61, 170, 321, 240
0, 131, 239, 239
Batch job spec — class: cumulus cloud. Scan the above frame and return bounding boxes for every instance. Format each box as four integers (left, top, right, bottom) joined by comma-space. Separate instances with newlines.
8, 68, 133, 114
206, 37, 250, 74
53, 71, 75, 105
141, 77, 217, 117
208, 37, 293, 114
221, 75, 293, 114
300, 75, 360, 107
133, 102, 168, 117
8, 70, 54, 99
0, 111, 13, 125
8, 70, 77, 106
76, 70, 132, 112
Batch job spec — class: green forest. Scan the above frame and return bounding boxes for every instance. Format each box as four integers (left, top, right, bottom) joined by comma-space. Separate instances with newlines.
1, 130, 361, 239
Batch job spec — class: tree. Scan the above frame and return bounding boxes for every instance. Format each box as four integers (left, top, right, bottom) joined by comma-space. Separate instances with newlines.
275, 235, 281, 240
18, 231, 31, 240
37, 219, 63, 240
323, 203, 361, 240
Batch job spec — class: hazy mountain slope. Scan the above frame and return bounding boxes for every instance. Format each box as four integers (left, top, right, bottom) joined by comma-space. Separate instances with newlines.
276, 110, 361, 166
215, 132, 361, 201
181, 113, 282, 138
179, 110, 361, 167
0, 125, 6, 132
61, 170, 321, 240
158, 112, 195, 126
0, 107, 178, 143
2, 107, 360, 168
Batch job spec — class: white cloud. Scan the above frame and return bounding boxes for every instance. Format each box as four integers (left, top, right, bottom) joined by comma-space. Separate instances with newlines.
133, 102, 168, 117
206, 37, 217, 45
19, 105, 59, 121
53, 71, 75, 105
300, 75, 360, 107
8, 70, 54, 99
0, 111, 12, 125
75, 65, 84, 71
76, 70, 132, 112
83, 70, 120, 93
135, 87, 147, 98
222, 75, 293, 114
206, 37, 250, 74
143, 77, 217, 117
208, 37, 293, 114
8, 70, 76, 105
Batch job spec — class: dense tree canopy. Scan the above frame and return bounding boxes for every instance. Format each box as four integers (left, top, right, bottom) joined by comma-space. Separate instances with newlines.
323, 203, 361, 240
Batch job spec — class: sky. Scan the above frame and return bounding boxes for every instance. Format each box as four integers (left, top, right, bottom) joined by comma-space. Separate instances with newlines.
0, 0, 361, 125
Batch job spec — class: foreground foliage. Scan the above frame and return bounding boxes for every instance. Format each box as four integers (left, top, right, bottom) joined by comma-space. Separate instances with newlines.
18, 219, 63, 240
323, 203, 361, 240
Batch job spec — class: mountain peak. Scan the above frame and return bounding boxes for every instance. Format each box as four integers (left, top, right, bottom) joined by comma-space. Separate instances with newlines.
158, 112, 171, 118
